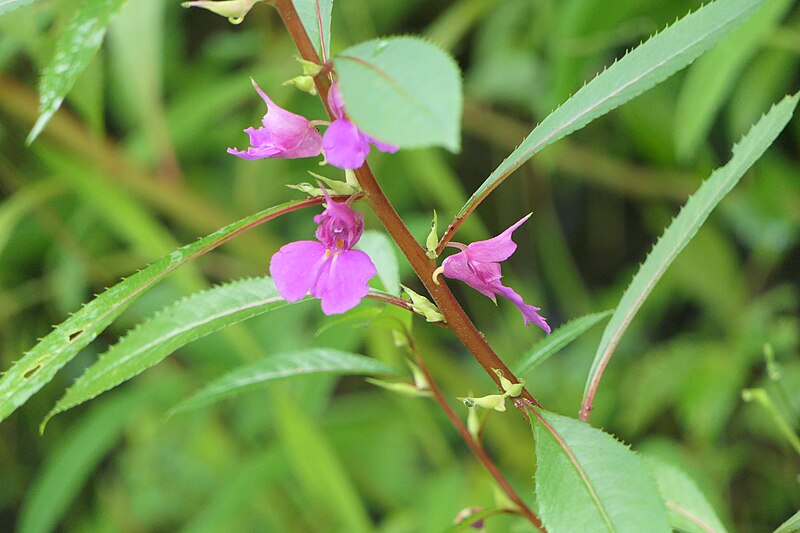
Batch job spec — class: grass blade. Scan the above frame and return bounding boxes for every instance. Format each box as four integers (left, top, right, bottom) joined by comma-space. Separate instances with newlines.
514, 311, 611, 376
580, 93, 799, 421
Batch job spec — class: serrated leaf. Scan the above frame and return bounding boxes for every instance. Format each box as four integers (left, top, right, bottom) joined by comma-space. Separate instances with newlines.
356, 230, 400, 296
43, 277, 296, 428
0, 197, 321, 424
581, 94, 798, 419
169, 348, 401, 414
674, 0, 794, 160
532, 409, 670, 533
642, 455, 729, 533
27, 0, 130, 143
293, 0, 332, 62
336, 36, 462, 151
515, 311, 611, 376
0, 0, 38, 16
457, 0, 767, 219
775, 510, 800, 533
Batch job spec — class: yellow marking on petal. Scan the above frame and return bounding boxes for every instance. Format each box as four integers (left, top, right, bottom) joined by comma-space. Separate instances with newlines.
325, 249, 332, 257
336, 238, 344, 249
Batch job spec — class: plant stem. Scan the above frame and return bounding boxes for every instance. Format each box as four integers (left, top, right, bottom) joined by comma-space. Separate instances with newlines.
273, 0, 539, 409
415, 353, 546, 531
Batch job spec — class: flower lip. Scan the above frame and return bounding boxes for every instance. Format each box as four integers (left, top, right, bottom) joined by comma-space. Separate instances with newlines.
313, 186, 364, 250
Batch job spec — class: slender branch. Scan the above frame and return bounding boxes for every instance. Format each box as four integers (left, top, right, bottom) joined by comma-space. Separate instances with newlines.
415, 354, 546, 531
272, 0, 538, 408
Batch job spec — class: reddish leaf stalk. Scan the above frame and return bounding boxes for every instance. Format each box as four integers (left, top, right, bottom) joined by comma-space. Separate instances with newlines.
273, 0, 539, 409
415, 355, 545, 531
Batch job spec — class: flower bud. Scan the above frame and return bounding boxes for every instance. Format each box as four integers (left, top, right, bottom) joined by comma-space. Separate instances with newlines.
181, 0, 261, 24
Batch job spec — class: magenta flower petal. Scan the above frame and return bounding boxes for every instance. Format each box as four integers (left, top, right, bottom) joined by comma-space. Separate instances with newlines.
269, 240, 328, 301
228, 80, 322, 161
440, 214, 549, 333
466, 214, 531, 263
442, 252, 500, 301
316, 249, 376, 315
328, 81, 347, 119
494, 284, 551, 332
363, 134, 400, 154
322, 119, 370, 169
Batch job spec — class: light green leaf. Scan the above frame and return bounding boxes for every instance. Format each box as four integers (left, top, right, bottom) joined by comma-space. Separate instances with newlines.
27, 0, 130, 143
642, 455, 729, 533
532, 409, 670, 533
170, 348, 401, 414
514, 311, 611, 376
18, 384, 166, 533
0, 0, 38, 16
581, 94, 798, 419
674, 0, 794, 160
356, 230, 400, 296
457, 0, 767, 219
293, 0, 332, 61
775, 510, 800, 533
336, 36, 462, 151
401, 284, 445, 323
43, 277, 296, 428
0, 197, 321, 424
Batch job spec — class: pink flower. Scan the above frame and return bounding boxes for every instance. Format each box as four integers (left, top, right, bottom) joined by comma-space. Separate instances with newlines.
441, 214, 550, 333
322, 81, 399, 169
227, 79, 323, 160
269, 188, 376, 315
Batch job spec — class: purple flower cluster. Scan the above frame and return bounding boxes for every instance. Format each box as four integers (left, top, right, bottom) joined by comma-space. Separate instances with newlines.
228, 80, 396, 170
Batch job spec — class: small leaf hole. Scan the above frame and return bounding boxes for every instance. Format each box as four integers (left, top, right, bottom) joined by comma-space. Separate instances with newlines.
23, 364, 42, 379
68, 330, 83, 342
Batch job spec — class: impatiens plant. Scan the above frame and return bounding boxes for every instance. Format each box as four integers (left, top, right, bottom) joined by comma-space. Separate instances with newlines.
3, 0, 799, 531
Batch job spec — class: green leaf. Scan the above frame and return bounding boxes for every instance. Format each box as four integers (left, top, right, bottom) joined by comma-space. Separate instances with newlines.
532, 409, 670, 533
169, 348, 401, 414
27, 0, 130, 143
43, 277, 296, 428
514, 311, 611, 376
674, 0, 794, 160
458, 0, 767, 219
0, 0, 39, 16
356, 230, 400, 296
581, 94, 798, 418
18, 384, 165, 533
293, 0, 332, 62
775, 510, 800, 533
642, 455, 729, 533
336, 36, 462, 151
0, 197, 320, 424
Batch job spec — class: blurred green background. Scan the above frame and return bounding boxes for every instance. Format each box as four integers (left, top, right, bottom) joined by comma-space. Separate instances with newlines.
1, 0, 799, 531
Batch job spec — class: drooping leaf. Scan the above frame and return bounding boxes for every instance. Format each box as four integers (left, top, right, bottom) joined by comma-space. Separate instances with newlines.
43, 277, 297, 428
642, 455, 729, 533
674, 0, 794, 160
514, 311, 611, 376
336, 36, 462, 151
532, 409, 670, 533
581, 94, 798, 419
0, 197, 323, 424
27, 0, 130, 143
293, 0, 333, 62
169, 348, 401, 414
0, 0, 39, 16
457, 0, 767, 220
356, 230, 400, 296
18, 383, 169, 533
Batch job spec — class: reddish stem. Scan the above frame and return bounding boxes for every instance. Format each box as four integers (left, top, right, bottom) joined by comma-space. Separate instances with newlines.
272, 0, 538, 410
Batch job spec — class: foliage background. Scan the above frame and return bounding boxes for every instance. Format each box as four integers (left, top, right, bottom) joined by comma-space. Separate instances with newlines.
0, 0, 798, 531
